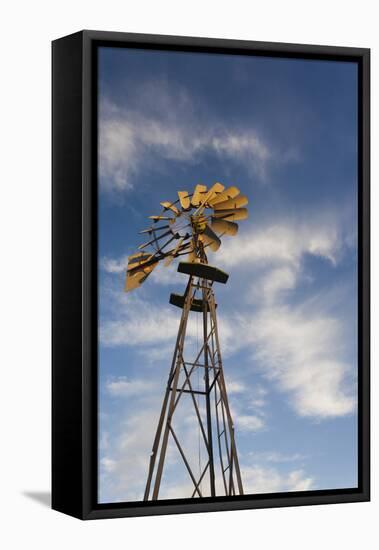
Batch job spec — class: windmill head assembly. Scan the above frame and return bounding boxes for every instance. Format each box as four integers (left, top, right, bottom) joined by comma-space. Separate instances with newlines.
124, 182, 249, 500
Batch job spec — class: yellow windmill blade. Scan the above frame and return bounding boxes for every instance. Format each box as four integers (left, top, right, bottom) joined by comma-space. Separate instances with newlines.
178, 191, 191, 210
208, 186, 240, 206
199, 225, 221, 252
191, 184, 207, 207
160, 201, 180, 215
127, 252, 152, 271
127, 251, 151, 262
212, 208, 248, 222
125, 265, 157, 292
212, 194, 248, 210
127, 253, 160, 277
201, 182, 225, 206
125, 270, 146, 292
125, 258, 159, 292
210, 218, 239, 237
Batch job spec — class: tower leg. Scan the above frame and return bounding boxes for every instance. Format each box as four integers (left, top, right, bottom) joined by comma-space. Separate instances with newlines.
208, 291, 244, 495
203, 280, 216, 497
144, 278, 194, 501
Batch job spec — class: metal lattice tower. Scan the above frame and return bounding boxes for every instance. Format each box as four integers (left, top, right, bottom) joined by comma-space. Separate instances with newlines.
124, 183, 248, 499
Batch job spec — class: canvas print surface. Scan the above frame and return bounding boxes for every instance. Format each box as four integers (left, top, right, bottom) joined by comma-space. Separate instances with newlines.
97, 46, 358, 503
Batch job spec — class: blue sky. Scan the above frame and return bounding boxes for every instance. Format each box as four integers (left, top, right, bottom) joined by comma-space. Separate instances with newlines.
97, 46, 358, 503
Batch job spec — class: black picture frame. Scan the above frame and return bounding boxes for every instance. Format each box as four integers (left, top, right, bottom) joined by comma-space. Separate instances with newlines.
52, 30, 370, 520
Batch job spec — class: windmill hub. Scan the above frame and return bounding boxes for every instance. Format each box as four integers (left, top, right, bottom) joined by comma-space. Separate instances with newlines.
190, 213, 208, 235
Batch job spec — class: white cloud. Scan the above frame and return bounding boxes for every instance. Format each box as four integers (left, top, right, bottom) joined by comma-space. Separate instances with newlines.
242, 465, 314, 494
242, 304, 356, 418
99, 302, 182, 347
248, 451, 308, 463
249, 386, 268, 410
256, 266, 297, 304
157, 464, 314, 499
100, 457, 117, 473
99, 407, 158, 502
235, 414, 265, 432
99, 118, 138, 192
106, 376, 156, 397
99, 81, 297, 192
149, 262, 183, 286
99, 430, 109, 452
217, 215, 344, 270
229, 388, 267, 432
101, 255, 129, 274
224, 379, 246, 394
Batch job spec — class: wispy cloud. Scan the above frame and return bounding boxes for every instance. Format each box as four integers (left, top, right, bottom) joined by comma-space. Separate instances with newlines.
157, 464, 314, 499
101, 255, 129, 274
224, 378, 247, 395
99, 407, 159, 502
248, 451, 308, 463
235, 414, 265, 432
217, 210, 357, 419
249, 385, 268, 411
242, 466, 314, 494
106, 376, 156, 397
226, 379, 267, 432
99, 81, 297, 193
242, 304, 356, 418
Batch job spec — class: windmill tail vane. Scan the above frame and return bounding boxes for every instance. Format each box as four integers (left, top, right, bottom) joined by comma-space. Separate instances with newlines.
124, 182, 249, 500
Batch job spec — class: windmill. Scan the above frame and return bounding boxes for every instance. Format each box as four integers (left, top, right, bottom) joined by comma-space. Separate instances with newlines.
124, 182, 248, 500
